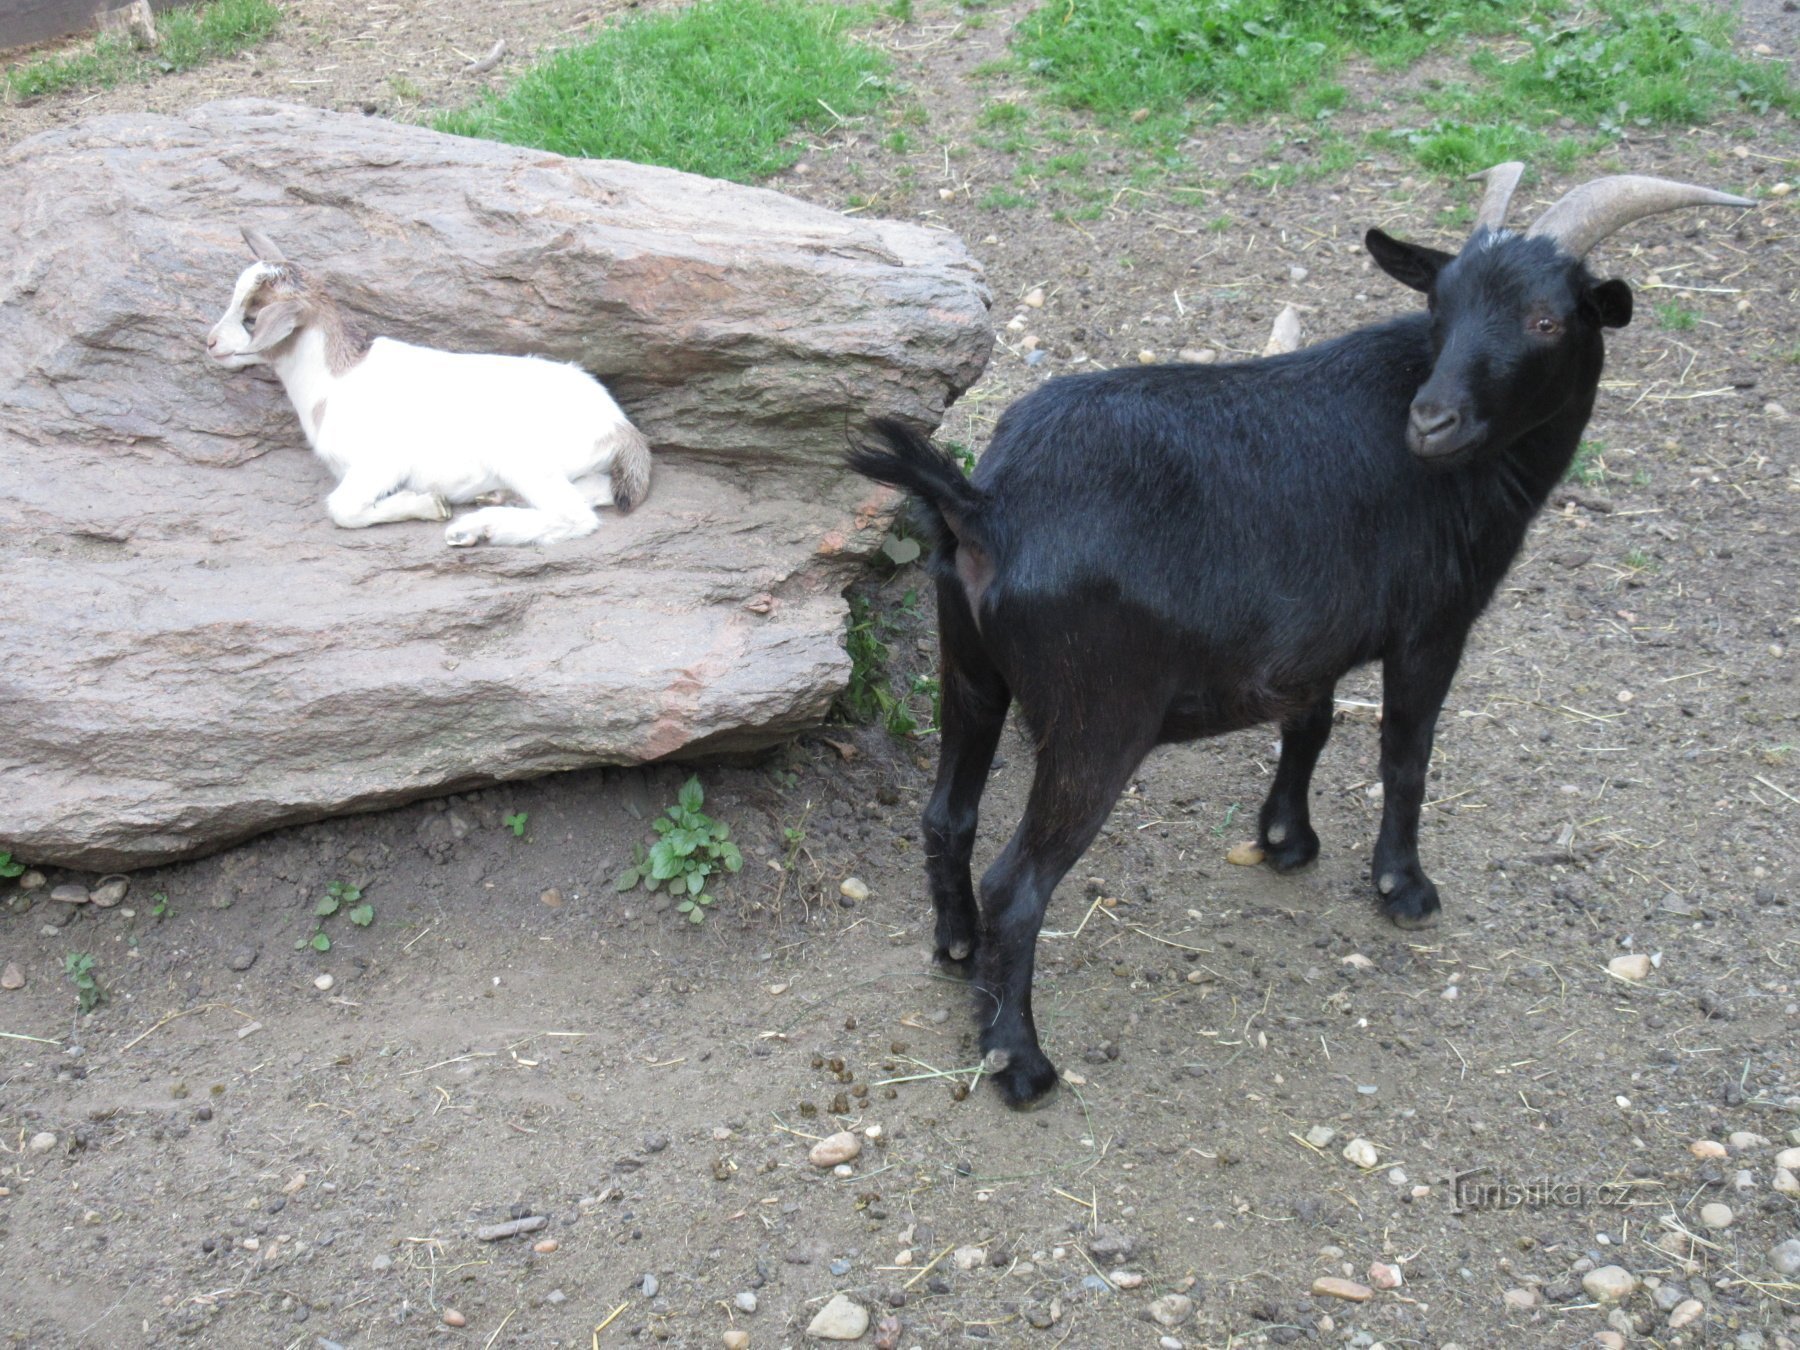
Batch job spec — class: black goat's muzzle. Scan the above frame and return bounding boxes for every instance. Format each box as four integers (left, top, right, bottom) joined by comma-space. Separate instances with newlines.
1406, 399, 1483, 464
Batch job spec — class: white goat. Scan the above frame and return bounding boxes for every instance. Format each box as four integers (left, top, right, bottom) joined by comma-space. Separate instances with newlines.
207, 227, 652, 547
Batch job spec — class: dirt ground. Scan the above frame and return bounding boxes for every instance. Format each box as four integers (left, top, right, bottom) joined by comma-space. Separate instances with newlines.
3, 1, 1798, 1347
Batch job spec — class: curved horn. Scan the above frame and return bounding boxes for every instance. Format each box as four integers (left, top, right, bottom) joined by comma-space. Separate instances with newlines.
1468, 161, 1524, 234
241, 226, 286, 264
1525, 175, 1753, 257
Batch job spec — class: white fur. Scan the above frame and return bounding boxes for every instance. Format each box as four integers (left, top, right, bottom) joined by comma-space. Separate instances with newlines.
207, 254, 646, 547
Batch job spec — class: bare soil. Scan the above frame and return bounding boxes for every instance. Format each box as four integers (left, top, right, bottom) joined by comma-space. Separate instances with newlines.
2, 3, 1798, 1349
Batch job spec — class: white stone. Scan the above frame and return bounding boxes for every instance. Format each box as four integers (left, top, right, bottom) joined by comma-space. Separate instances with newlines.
1689, 1139, 1728, 1160
1582, 1265, 1637, 1303
1727, 1131, 1769, 1150
806, 1293, 869, 1340
839, 877, 870, 903
952, 1245, 985, 1271
313, 973, 335, 991
1367, 1262, 1402, 1289
28, 1131, 56, 1153
1502, 1287, 1537, 1311
1342, 1138, 1378, 1169
1148, 1294, 1193, 1326
808, 1132, 861, 1168
1698, 1202, 1733, 1230
1770, 1238, 1800, 1277
1771, 1167, 1799, 1197
1774, 1146, 1800, 1171
1607, 954, 1651, 981
1668, 1298, 1704, 1330
1305, 1126, 1337, 1148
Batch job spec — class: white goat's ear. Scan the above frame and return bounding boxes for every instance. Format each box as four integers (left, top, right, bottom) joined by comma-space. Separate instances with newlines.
244, 298, 305, 353
242, 226, 286, 264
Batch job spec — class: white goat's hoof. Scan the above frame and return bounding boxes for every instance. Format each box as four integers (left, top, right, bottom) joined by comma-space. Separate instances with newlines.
429, 494, 452, 521
444, 522, 483, 547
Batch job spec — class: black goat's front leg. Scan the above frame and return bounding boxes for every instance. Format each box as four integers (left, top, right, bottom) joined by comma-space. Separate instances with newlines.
1371, 643, 1463, 927
922, 579, 1010, 979
974, 729, 1151, 1107
1258, 689, 1336, 872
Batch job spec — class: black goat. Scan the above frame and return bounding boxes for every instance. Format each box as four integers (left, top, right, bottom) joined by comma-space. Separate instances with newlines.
849, 166, 1750, 1108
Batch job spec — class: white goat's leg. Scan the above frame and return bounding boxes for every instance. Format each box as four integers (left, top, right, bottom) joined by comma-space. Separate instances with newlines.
444, 470, 599, 548
572, 473, 614, 509
326, 470, 452, 529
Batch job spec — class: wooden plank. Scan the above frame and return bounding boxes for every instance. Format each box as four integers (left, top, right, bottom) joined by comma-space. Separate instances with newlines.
1, 0, 195, 60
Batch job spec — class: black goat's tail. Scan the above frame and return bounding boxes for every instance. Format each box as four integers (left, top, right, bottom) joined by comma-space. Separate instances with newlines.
847, 417, 990, 556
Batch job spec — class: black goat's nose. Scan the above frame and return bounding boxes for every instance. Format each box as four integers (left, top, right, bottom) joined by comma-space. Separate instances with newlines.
1409, 403, 1459, 440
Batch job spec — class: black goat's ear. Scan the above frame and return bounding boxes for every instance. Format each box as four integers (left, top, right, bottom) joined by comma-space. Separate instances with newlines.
1583, 278, 1632, 329
1365, 228, 1454, 294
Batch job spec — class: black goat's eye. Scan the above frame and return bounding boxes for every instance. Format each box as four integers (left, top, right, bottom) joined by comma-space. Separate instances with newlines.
1530, 315, 1561, 336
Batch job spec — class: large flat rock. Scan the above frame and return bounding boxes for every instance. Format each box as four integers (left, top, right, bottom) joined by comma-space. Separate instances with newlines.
0, 100, 990, 870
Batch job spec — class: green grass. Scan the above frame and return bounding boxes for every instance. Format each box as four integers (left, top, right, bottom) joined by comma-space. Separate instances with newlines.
1006, 0, 1792, 176
434, 0, 890, 182
3, 0, 280, 101
1653, 298, 1698, 330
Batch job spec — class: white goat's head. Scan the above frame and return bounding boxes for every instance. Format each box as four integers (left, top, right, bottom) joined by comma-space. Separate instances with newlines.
206, 228, 312, 369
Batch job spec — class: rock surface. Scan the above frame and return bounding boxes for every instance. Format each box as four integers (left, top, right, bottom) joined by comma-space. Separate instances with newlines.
0, 101, 990, 869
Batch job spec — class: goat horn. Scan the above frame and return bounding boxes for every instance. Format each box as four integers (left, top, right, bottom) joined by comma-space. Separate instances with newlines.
241, 226, 286, 264
1467, 161, 1525, 233
1525, 175, 1753, 257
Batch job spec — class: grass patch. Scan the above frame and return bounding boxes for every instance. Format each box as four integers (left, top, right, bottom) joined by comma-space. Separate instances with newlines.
434, 0, 889, 182
3, 0, 280, 102
1007, 0, 1792, 176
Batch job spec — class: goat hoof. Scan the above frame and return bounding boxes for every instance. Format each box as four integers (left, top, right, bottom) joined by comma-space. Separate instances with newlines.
1260, 822, 1320, 873
444, 523, 483, 547
429, 494, 452, 521
986, 1049, 1061, 1109
1377, 873, 1442, 928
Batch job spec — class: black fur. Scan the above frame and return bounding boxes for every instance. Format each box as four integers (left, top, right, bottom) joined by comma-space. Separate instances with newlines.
850, 223, 1635, 1107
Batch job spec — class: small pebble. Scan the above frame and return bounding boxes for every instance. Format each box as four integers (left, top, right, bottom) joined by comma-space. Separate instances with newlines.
1607, 954, 1651, 981
89, 877, 128, 907
1289, 265, 1309, 283
28, 1131, 56, 1154
313, 973, 335, 992
952, 1245, 986, 1271
839, 877, 870, 903
1, 962, 23, 990
734, 1290, 758, 1313
1225, 841, 1265, 866
1368, 1262, 1402, 1290
1772, 1167, 1798, 1197
534, 1238, 558, 1254
806, 1293, 869, 1340
1177, 348, 1217, 364
539, 888, 563, 907
1769, 1239, 1800, 1277
1111, 1271, 1144, 1289
723, 1332, 750, 1350
809, 1132, 861, 1168
1727, 1131, 1769, 1150
226, 945, 258, 972
1699, 1202, 1733, 1230
1774, 1146, 1800, 1171
1690, 1139, 1729, 1160
1595, 1333, 1625, 1350
1311, 1277, 1372, 1303
1305, 1126, 1337, 1148
50, 884, 88, 904
1137, 349, 1158, 365
641, 1273, 659, 1297
829, 1258, 851, 1276
1023, 287, 1045, 309
1149, 1294, 1193, 1326
1342, 1138, 1379, 1169
442, 1309, 466, 1327
1503, 1287, 1538, 1311
1582, 1266, 1637, 1303
1669, 1298, 1705, 1330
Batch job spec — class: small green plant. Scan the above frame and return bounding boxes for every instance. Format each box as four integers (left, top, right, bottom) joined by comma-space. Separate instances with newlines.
1622, 548, 1656, 572
504, 811, 530, 837
613, 776, 744, 923
839, 592, 937, 737
0, 851, 24, 879
1211, 802, 1241, 840
149, 891, 170, 920
298, 881, 373, 952
64, 952, 103, 1013
1566, 439, 1608, 485
1653, 299, 1697, 331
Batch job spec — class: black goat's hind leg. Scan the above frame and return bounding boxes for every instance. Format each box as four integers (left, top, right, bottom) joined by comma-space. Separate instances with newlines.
923, 579, 1009, 979
975, 725, 1154, 1107
1258, 689, 1336, 872
1372, 644, 1463, 927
